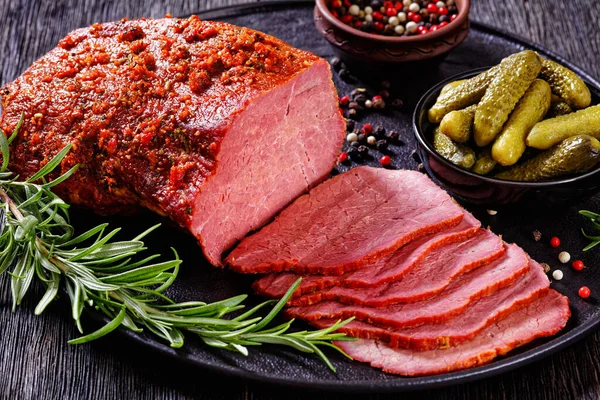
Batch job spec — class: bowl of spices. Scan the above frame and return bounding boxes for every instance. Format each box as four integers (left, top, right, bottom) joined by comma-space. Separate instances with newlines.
314, 0, 470, 64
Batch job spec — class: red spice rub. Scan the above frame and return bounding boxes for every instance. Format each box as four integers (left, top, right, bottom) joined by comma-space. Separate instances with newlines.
0, 16, 321, 224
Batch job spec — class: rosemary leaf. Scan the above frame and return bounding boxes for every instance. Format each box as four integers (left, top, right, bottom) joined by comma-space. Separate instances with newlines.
0, 133, 352, 371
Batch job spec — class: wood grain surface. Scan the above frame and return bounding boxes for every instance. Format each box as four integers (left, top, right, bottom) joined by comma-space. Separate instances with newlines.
1, 1, 599, 399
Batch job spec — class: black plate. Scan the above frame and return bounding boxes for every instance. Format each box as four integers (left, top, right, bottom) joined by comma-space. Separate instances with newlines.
70, 0, 600, 393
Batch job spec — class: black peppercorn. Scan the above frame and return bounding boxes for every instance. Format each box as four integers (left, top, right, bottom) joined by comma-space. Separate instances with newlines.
370, 0, 382, 8
390, 98, 404, 109
339, 68, 355, 83
350, 141, 360, 148
358, 145, 369, 158
374, 126, 386, 137
347, 109, 358, 119
386, 130, 400, 142
439, 15, 449, 23
331, 57, 342, 72
411, 150, 421, 163
346, 120, 355, 131
348, 147, 360, 159
354, 94, 367, 105
419, 9, 429, 19
429, 14, 438, 23
357, 133, 367, 143
376, 139, 388, 151
379, 90, 390, 99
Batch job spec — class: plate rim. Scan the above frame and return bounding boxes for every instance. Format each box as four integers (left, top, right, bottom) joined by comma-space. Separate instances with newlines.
91, 0, 600, 392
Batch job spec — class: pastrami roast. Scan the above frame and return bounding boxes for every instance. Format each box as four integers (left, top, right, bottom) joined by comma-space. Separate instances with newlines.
286, 244, 531, 327
227, 168, 466, 275
0, 17, 345, 266
253, 212, 482, 300
336, 290, 570, 376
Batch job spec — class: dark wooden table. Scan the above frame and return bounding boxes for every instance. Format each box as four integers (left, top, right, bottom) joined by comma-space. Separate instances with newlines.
1, 1, 599, 399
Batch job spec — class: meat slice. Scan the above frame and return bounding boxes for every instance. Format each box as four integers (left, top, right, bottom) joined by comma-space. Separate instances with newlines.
252, 212, 481, 300
0, 17, 345, 266
286, 244, 532, 328
336, 290, 570, 376
289, 229, 504, 307
227, 168, 465, 275
313, 258, 550, 350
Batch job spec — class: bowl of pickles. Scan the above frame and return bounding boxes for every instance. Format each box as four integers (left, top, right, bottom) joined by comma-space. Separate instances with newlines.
414, 50, 600, 207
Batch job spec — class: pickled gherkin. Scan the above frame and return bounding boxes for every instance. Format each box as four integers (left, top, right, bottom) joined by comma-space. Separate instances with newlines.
433, 127, 476, 169
491, 79, 551, 166
540, 58, 591, 109
495, 135, 600, 181
472, 147, 497, 175
474, 50, 542, 147
428, 68, 497, 124
439, 104, 476, 143
439, 80, 467, 97
547, 94, 573, 118
526, 104, 600, 149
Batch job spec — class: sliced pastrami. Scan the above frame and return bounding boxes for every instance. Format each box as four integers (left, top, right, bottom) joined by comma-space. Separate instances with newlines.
286, 244, 530, 328
313, 259, 551, 350
252, 212, 481, 300
289, 228, 504, 307
227, 168, 465, 275
335, 290, 570, 376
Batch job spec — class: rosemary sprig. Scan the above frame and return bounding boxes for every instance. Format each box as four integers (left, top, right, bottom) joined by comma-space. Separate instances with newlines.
0, 122, 353, 371
580, 210, 600, 251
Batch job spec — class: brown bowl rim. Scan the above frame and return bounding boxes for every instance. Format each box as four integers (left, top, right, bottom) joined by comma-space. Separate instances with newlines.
315, 0, 470, 44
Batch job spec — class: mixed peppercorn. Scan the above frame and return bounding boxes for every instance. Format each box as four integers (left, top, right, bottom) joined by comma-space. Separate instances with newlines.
329, 0, 459, 36
535, 232, 591, 299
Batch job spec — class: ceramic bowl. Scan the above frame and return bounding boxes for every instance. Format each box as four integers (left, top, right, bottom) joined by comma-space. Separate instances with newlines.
314, 0, 470, 64
413, 67, 600, 208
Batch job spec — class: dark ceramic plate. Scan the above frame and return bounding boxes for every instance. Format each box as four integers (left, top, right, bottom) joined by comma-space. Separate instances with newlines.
73, 0, 600, 393
414, 68, 600, 207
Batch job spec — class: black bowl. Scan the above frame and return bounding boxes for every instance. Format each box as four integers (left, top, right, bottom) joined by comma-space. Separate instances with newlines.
413, 67, 600, 208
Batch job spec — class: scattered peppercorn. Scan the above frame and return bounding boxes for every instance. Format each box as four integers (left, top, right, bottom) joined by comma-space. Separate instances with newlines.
348, 147, 360, 159
558, 251, 571, 264
358, 145, 370, 158
331, 57, 342, 71
367, 135, 377, 145
340, 95, 350, 107
572, 260, 585, 271
540, 263, 551, 273
376, 139, 388, 151
362, 123, 373, 135
532, 230, 542, 242
411, 149, 421, 163
552, 269, 563, 281
350, 141, 360, 148
347, 132, 359, 143
338, 151, 349, 162
550, 236, 561, 248
487, 209, 497, 216
579, 286, 591, 299
346, 119, 356, 131
357, 133, 366, 143
349, 101, 359, 110
380, 155, 391, 166
347, 109, 358, 119
386, 130, 400, 142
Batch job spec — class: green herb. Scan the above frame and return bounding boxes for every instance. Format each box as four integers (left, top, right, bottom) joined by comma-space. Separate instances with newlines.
579, 210, 600, 251
0, 120, 353, 371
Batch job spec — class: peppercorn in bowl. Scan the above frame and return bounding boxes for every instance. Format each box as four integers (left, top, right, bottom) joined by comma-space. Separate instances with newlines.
413, 58, 600, 208
314, 0, 470, 63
